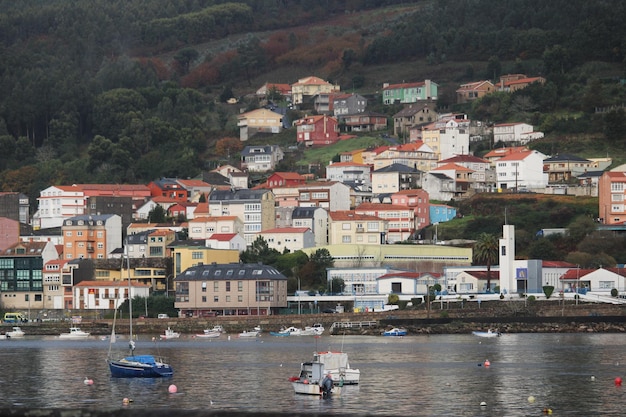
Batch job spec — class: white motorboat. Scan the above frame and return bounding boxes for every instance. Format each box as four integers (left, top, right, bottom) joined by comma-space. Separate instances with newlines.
315, 351, 360, 385
239, 326, 261, 338
160, 327, 180, 339
59, 327, 90, 339
290, 360, 342, 397
302, 323, 324, 336
271, 326, 302, 336
6, 326, 25, 338
472, 329, 501, 338
196, 329, 221, 338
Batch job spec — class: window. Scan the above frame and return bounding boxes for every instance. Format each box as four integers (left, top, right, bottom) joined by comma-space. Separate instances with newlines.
192, 251, 203, 259
342, 235, 352, 243
213, 282, 219, 291
214, 296, 219, 302
226, 282, 231, 292
342, 223, 351, 230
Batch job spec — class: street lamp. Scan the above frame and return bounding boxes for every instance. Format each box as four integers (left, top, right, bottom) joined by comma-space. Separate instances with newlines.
297, 277, 301, 315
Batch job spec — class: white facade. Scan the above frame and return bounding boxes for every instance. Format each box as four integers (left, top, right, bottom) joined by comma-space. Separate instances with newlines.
499, 224, 516, 294
206, 233, 247, 252
495, 150, 548, 190
188, 216, 243, 240
35, 186, 86, 229
292, 207, 329, 247
258, 227, 315, 252
494, 123, 541, 145
325, 162, 371, 190
438, 119, 471, 160
73, 281, 150, 310
326, 267, 394, 295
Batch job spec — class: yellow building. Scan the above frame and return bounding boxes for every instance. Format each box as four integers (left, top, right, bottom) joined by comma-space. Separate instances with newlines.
237, 108, 283, 141
291, 76, 340, 105
328, 210, 388, 246
169, 242, 240, 279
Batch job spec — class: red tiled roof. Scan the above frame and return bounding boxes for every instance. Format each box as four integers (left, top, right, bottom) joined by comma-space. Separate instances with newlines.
208, 233, 239, 241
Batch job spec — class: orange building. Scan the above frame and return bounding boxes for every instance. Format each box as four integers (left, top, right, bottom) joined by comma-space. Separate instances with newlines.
62, 214, 122, 260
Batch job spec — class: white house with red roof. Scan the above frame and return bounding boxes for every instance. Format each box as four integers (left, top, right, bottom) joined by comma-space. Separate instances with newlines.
35, 185, 86, 229
495, 149, 548, 191
188, 216, 243, 240
419, 116, 471, 161
483, 146, 529, 167
376, 271, 442, 296
559, 267, 626, 295
74, 280, 150, 310
438, 154, 495, 191
206, 233, 247, 252
258, 227, 315, 252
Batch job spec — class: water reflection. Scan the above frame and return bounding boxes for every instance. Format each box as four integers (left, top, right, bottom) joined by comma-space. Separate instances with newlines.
1, 334, 626, 415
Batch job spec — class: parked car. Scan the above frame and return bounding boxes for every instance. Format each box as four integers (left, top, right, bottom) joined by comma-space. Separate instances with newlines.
157, 314, 169, 319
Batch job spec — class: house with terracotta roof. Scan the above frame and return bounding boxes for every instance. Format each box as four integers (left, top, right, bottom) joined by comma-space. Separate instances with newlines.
206, 233, 246, 252
166, 201, 197, 220
328, 210, 387, 245
483, 146, 529, 167
147, 178, 189, 202
372, 141, 438, 171
266, 172, 306, 188
35, 185, 87, 230
176, 179, 213, 203
391, 189, 430, 232
376, 271, 442, 295
559, 267, 626, 295
258, 227, 315, 252
291, 76, 340, 107
495, 149, 548, 191
392, 103, 437, 137
493, 122, 544, 145
255, 82, 292, 100
438, 154, 494, 192
496, 74, 546, 93
237, 108, 284, 141
455, 80, 496, 104
295, 114, 340, 147
187, 216, 243, 240
355, 202, 414, 243
382, 80, 438, 105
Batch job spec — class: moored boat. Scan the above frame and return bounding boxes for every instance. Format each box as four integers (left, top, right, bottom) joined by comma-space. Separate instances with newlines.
160, 327, 180, 339
290, 360, 342, 397
382, 327, 407, 336
315, 351, 360, 385
195, 330, 221, 339
239, 326, 261, 338
7, 326, 25, 338
301, 323, 324, 336
472, 329, 501, 338
59, 327, 90, 339
271, 326, 302, 336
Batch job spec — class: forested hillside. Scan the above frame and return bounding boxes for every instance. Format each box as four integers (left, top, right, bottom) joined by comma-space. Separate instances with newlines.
0, 0, 625, 205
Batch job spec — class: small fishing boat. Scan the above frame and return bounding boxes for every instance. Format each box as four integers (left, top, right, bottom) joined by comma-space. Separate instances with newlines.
301, 323, 324, 336
270, 326, 302, 336
160, 327, 180, 340
6, 326, 25, 338
472, 329, 501, 338
382, 327, 407, 336
59, 327, 90, 339
315, 351, 360, 385
196, 329, 221, 339
239, 326, 261, 338
290, 360, 342, 397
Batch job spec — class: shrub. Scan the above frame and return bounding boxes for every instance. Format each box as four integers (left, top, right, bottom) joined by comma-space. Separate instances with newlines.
527, 295, 536, 302
410, 297, 423, 306
611, 288, 618, 297
543, 285, 555, 299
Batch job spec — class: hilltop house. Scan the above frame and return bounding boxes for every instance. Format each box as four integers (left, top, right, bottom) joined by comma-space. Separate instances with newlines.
392, 104, 437, 137
241, 145, 284, 172
237, 108, 284, 141
382, 80, 438, 105
291, 76, 340, 108
495, 149, 548, 191
295, 115, 340, 147
455, 80, 496, 104
493, 122, 544, 145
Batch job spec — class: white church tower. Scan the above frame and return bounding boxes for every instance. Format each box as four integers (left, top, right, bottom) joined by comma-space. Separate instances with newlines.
499, 224, 517, 294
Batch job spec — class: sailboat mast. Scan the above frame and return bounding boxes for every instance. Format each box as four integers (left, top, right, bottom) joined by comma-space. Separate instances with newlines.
127, 249, 133, 348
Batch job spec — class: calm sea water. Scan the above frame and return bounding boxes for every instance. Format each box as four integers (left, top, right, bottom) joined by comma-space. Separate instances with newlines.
1, 332, 626, 416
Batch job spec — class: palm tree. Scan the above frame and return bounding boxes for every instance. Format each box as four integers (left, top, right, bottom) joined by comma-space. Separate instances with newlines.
473, 233, 499, 293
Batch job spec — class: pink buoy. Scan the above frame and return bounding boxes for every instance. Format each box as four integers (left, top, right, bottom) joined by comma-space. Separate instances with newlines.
168, 384, 178, 393
83, 377, 94, 385
615, 377, 622, 386
484, 359, 490, 367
